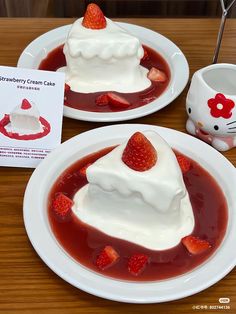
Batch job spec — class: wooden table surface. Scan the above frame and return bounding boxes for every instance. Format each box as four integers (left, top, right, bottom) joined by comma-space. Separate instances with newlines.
0, 18, 235, 313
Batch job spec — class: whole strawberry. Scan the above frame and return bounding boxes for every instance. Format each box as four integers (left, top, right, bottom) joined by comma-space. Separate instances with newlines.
21, 99, 32, 110
82, 3, 106, 30
122, 132, 157, 171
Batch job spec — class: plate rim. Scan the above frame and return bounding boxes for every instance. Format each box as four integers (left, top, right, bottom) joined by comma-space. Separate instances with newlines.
23, 124, 236, 303
17, 22, 189, 122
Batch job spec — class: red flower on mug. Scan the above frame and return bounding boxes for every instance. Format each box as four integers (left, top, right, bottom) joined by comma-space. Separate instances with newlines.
208, 93, 235, 119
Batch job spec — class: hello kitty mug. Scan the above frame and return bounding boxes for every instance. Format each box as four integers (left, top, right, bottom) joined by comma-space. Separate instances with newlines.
186, 63, 236, 151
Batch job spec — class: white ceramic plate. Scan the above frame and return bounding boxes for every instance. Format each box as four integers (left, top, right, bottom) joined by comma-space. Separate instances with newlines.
17, 23, 189, 122
23, 124, 236, 303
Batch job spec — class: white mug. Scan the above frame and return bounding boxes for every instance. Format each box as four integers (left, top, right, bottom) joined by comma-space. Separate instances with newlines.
186, 63, 236, 151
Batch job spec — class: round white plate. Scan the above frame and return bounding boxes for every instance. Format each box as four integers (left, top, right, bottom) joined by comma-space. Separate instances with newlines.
17, 23, 189, 122
23, 124, 236, 303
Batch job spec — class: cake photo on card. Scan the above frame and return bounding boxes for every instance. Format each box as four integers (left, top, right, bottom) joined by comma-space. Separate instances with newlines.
0, 99, 51, 140
10, 98, 42, 133
39, 3, 171, 113
48, 130, 227, 281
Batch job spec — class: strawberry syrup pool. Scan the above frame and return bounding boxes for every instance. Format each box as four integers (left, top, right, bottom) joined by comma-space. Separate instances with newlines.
39, 44, 170, 112
48, 147, 228, 281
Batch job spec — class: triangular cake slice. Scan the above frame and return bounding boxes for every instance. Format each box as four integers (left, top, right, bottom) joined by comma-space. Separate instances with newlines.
61, 3, 151, 93
73, 131, 195, 250
10, 99, 41, 132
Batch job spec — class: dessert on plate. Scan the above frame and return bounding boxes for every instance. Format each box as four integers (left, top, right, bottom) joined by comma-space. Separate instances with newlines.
73, 131, 194, 250
8, 99, 43, 135
60, 5, 150, 94
0, 98, 51, 140
48, 131, 227, 280
39, 3, 170, 112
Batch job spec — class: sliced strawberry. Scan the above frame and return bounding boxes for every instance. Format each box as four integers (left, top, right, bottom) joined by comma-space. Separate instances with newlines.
122, 132, 157, 171
141, 47, 149, 62
64, 83, 70, 92
95, 245, 119, 270
82, 3, 106, 30
21, 99, 31, 110
176, 154, 191, 174
52, 193, 73, 217
128, 254, 149, 276
147, 67, 167, 82
95, 94, 109, 106
79, 163, 92, 177
107, 93, 130, 109
182, 236, 211, 255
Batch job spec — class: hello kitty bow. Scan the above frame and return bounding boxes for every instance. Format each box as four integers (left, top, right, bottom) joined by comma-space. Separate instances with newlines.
208, 93, 235, 119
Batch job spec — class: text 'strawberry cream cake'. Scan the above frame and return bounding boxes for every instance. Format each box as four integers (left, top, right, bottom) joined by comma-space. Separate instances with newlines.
60, 4, 151, 93
8, 99, 43, 135
72, 131, 195, 250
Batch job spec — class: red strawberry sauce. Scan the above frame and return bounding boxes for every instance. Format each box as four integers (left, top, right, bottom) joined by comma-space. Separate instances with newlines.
48, 147, 227, 281
39, 44, 170, 112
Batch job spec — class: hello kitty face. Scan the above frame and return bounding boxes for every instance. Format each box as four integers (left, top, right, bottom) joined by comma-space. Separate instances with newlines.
187, 92, 236, 137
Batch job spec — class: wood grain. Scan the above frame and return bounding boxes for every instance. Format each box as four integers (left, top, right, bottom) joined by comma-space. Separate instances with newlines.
0, 18, 235, 313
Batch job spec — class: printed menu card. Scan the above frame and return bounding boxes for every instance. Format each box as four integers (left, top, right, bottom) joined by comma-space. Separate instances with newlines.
0, 66, 65, 168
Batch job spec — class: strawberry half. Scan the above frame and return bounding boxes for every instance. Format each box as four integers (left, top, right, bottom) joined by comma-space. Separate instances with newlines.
79, 163, 92, 177
82, 3, 106, 30
128, 253, 149, 276
182, 236, 211, 255
122, 132, 157, 171
95, 94, 109, 106
95, 246, 119, 270
107, 93, 130, 109
176, 154, 191, 174
147, 67, 167, 82
52, 193, 73, 217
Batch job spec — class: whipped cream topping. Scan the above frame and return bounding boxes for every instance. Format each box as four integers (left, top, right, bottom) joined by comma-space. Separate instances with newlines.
65, 18, 143, 60
72, 131, 195, 250
9, 100, 42, 135
59, 17, 151, 93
